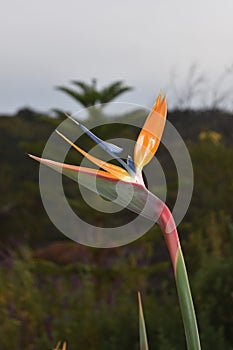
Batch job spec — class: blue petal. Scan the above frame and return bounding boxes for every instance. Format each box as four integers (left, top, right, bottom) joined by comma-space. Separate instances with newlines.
78, 123, 123, 154
66, 115, 136, 176
127, 155, 136, 173
79, 123, 136, 175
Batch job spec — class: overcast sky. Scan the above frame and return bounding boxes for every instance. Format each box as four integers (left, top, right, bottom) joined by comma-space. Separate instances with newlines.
1, 0, 233, 114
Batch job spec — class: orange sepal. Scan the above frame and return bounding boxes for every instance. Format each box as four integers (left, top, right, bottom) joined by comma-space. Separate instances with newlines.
134, 93, 167, 171
56, 131, 132, 182
28, 154, 121, 181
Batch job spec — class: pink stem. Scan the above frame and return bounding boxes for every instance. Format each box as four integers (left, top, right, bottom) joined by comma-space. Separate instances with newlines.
158, 204, 180, 273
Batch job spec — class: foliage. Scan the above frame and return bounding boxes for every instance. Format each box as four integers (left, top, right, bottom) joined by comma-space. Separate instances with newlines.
0, 219, 232, 350
54, 79, 133, 118
0, 107, 232, 349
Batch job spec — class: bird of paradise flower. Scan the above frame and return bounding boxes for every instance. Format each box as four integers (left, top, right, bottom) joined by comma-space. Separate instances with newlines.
29, 93, 201, 350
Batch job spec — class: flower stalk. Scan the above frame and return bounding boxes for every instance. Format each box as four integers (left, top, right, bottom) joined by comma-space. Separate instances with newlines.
158, 204, 201, 350
30, 92, 201, 349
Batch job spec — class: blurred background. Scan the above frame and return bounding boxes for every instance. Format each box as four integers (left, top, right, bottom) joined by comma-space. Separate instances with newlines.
0, 1, 233, 349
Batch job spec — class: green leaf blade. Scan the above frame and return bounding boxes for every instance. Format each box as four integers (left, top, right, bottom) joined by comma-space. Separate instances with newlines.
138, 292, 149, 350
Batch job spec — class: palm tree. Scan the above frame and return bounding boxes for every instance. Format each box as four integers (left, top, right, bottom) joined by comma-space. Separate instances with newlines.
54, 79, 133, 118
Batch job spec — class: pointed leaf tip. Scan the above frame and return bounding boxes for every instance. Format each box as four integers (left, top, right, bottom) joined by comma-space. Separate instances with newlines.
54, 341, 67, 350
138, 292, 149, 350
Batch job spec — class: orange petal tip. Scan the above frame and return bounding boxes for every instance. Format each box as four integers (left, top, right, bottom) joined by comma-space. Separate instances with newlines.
133, 92, 167, 171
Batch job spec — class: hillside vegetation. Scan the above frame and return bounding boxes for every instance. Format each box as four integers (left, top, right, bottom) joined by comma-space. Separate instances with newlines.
0, 107, 232, 349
